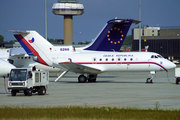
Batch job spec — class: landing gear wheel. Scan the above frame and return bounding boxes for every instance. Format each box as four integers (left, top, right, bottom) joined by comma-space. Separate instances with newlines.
146, 78, 153, 83
11, 90, 16, 96
78, 75, 87, 83
146, 71, 155, 84
38, 87, 46, 95
176, 78, 180, 84
88, 74, 97, 82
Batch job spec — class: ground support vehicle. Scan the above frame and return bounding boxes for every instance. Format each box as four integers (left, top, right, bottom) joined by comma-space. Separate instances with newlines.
8, 68, 49, 96
175, 68, 180, 84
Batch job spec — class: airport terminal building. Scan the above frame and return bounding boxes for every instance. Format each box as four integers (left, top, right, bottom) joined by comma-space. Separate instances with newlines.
132, 26, 180, 61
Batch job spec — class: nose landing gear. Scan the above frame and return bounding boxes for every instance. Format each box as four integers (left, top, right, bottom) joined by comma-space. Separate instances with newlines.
146, 71, 156, 83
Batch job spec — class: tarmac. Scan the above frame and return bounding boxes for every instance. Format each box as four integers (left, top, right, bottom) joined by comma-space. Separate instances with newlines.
0, 67, 180, 110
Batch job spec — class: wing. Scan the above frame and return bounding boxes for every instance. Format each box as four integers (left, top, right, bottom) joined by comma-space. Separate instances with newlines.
57, 62, 101, 74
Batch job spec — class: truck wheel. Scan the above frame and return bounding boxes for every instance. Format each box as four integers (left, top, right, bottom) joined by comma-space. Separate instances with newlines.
42, 87, 46, 95
176, 78, 180, 84
24, 90, 28, 96
27, 89, 32, 96
38, 87, 46, 95
11, 90, 16, 96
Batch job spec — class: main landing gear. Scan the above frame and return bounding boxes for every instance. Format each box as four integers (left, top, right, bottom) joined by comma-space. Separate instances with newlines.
78, 74, 97, 83
146, 71, 156, 84
54, 70, 97, 83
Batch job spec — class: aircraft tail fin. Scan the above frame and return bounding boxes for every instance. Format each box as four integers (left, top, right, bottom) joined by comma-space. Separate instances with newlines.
11, 30, 53, 66
84, 19, 140, 52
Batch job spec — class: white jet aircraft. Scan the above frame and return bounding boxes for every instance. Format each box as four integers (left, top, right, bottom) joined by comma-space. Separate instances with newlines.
1, 18, 135, 76
9, 19, 176, 83
3, 19, 138, 76
0, 48, 61, 74
0, 49, 16, 77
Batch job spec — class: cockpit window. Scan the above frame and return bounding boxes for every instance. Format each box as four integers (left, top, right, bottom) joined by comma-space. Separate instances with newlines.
151, 55, 164, 59
157, 55, 163, 58
151, 55, 155, 58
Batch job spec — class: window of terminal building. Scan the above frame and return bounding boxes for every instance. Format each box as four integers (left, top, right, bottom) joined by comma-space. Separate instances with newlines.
158, 30, 160, 36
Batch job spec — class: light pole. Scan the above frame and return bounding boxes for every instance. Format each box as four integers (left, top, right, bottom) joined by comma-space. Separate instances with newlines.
45, 0, 48, 40
139, 0, 141, 52
79, 32, 81, 43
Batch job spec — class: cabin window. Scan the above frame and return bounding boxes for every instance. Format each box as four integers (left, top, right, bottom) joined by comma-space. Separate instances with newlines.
118, 58, 120, 61
106, 58, 108, 61
112, 58, 114, 61
124, 58, 127, 61
99, 58, 102, 61
94, 58, 96, 61
130, 58, 133, 61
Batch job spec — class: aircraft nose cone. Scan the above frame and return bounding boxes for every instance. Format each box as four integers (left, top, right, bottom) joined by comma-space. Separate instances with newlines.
172, 62, 177, 68
166, 60, 176, 70
0, 60, 16, 77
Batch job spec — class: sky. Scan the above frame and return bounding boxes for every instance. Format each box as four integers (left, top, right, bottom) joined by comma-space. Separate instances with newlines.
0, 0, 180, 43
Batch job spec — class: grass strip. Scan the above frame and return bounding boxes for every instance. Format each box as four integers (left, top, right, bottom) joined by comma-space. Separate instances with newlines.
0, 106, 180, 120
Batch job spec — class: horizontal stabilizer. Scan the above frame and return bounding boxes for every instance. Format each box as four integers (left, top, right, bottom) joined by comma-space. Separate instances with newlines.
132, 20, 141, 24
7, 30, 30, 34
108, 19, 140, 25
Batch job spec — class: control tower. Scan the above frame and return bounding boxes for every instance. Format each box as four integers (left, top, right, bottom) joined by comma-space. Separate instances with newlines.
52, 0, 84, 45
